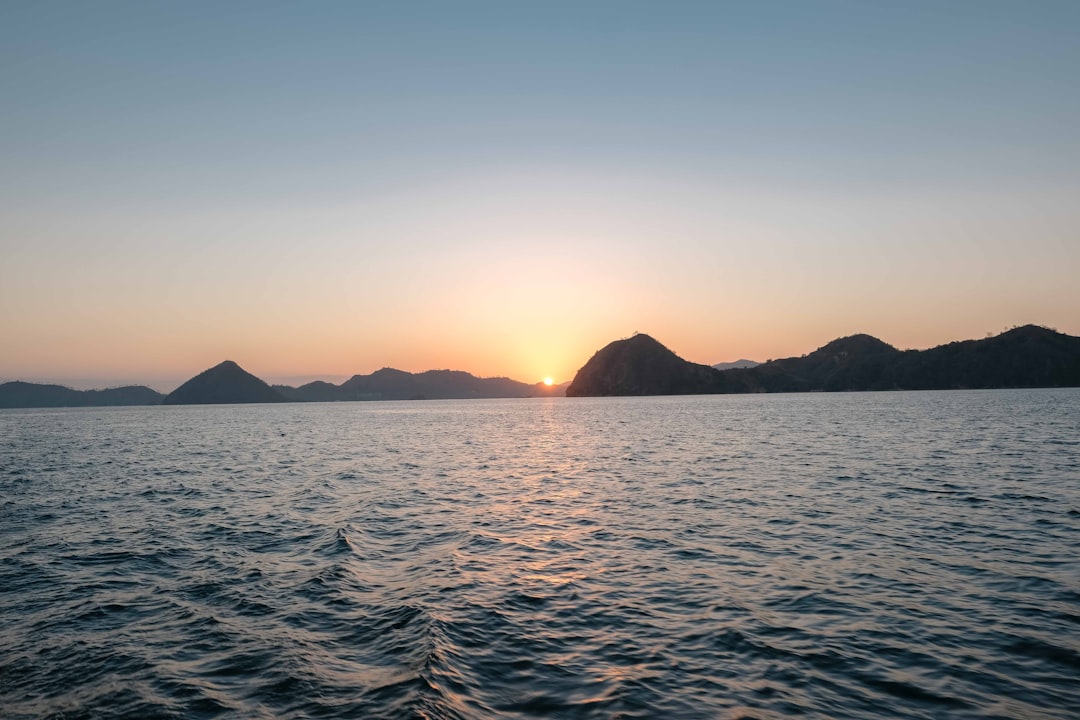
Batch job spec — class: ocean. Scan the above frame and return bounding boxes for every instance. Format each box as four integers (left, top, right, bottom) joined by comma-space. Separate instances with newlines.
1, 390, 1078, 719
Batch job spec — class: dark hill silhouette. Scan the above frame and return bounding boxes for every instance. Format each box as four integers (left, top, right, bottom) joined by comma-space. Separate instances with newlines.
885, 324, 1080, 390
0, 382, 163, 408
566, 333, 747, 396
281, 368, 562, 401
8, 325, 1073, 406
340, 368, 429, 400
568, 326, 1080, 396
83, 386, 164, 406
163, 361, 285, 405
740, 333, 903, 392
274, 380, 341, 402
712, 359, 759, 370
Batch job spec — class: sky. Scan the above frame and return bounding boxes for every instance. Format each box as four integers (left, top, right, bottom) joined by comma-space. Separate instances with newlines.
2, 1, 1078, 390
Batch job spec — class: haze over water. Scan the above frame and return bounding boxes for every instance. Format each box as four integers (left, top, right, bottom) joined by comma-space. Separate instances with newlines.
2, 390, 1078, 718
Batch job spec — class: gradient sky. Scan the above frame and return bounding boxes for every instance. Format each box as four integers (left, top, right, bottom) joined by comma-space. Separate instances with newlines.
3, 1, 1078, 390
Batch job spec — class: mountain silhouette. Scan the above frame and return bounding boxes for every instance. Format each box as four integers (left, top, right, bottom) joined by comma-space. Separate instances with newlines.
712, 359, 759, 370
741, 333, 903, 392
566, 333, 743, 396
568, 326, 1080, 396
6, 325, 1075, 407
0, 382, 163, 408
279, 368, 562, 401
274, 380, 341, 402
162, 360, 285, 405
882, 324, 1080, 390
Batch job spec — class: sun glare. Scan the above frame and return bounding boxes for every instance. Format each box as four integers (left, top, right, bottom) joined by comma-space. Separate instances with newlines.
543, 377, 554, 386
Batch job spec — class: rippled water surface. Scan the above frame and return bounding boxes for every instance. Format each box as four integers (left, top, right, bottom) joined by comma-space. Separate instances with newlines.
2, 391, 1079, 719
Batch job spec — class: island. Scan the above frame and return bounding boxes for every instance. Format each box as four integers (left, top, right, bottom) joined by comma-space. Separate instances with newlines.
566, 325, 1080, 396
3, 325, 1076, 407
0, 382, 164, 408
162, 360, 286, 405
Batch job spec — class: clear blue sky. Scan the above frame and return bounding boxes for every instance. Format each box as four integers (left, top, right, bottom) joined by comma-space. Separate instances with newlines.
2, 1, 1078, 388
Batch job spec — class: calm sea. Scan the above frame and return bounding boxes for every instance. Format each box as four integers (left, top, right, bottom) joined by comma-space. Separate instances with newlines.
1, 391, 1078, 719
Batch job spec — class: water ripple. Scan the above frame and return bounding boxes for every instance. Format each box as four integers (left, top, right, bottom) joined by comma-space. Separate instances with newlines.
1, 390, 1078, 718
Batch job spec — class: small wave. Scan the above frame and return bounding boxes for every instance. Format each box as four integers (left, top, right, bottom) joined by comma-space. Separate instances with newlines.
4, 392, 1080, 719
1004, 636, 1080, 670
857, 673, 970, 709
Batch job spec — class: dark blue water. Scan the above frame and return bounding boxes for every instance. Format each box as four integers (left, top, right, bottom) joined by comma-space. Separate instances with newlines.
2, 390, 1078, 719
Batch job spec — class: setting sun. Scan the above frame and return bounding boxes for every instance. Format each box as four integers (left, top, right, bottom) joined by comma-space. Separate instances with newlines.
543, 377, 554, 386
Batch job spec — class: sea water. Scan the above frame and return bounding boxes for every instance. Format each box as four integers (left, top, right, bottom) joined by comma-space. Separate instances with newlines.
1, 390, 1078, 719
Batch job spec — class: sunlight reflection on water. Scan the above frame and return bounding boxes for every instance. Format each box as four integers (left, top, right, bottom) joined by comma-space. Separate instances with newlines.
1, 390, 1079, 718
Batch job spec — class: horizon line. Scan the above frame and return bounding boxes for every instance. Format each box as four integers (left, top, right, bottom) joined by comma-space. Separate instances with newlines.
1, 322, 1068, 394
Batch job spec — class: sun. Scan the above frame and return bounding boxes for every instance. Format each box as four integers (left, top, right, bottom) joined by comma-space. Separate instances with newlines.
543, 377, 554, 386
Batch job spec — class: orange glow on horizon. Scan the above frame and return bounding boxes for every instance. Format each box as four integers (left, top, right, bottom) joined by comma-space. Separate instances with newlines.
4, 315, 1080, 392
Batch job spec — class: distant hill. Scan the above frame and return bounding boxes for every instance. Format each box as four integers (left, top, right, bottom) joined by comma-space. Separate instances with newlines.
163, 361, 286, 405
567, 326, 1080, 396
279, 368, 565, 401
566, 334, 748, 396
11, 325, 1073, 406
712, 359, 759, 370
274, 380, 341, 402
532, 380, 571, 397
0, 382, 164, 408
887, 324, 1080, 390
736, 333, 904, 392
1, 363, 566, 408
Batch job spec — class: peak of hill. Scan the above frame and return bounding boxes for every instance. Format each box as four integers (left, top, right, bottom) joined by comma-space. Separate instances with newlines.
995, 324, 1058, 340
566, 333, 737, 396
368, 367, 412, 379
894, 324, 1080, 390
163, 361, 285, 405
744, 333, 903, 392
810, 334, 899, 359
274, 380, 340, 402
0, 381, 164, 408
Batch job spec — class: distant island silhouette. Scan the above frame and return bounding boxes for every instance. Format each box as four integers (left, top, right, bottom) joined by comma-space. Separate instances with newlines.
163, 360, 286, 405
712, 359, 760, 371
0, 365, 567, 407
0, 382, 164, 408
275, 369, 563, 403
566, 325, 1080, 396
2, 325, 1077, 407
